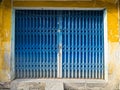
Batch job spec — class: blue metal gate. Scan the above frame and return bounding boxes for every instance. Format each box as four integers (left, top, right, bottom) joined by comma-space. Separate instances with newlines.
15, 10, 104, 79
15, 10, 58, 78
61, 11, 104, 79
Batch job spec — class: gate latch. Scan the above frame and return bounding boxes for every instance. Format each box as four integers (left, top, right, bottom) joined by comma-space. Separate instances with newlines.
59, 44, 62, 49
57, 30, 61, 32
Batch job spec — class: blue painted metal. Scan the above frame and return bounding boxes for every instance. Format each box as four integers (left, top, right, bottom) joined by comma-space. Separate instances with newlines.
15, 10, 104, 79
15, 10, 58, 78
61, 10, 104, 79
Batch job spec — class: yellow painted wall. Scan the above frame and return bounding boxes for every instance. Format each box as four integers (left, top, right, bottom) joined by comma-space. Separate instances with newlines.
0, 1, 119, 87
0, 0, 11, 82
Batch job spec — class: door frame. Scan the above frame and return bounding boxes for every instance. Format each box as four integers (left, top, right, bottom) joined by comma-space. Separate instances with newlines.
11, 7, 108, 81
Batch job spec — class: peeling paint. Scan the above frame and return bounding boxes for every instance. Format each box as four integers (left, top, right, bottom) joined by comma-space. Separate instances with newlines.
106, 42, 120, 90
0, 0, 11, 82
0, 1, 120, 89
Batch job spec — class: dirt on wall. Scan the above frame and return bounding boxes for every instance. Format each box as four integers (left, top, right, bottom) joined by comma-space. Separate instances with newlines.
0, 0, 120, 90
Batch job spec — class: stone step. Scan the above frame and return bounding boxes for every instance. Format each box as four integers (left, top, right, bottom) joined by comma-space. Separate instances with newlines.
11, 81, 64, 90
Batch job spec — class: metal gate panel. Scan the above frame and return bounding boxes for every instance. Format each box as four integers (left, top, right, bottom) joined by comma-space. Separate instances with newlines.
15, 10, 58, 78
61, 10, 104, 79
15, 10, 104, 79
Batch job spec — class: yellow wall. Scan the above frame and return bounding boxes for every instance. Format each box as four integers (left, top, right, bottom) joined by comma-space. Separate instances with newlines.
0, 0, 11, 82
0, 0, 119, 85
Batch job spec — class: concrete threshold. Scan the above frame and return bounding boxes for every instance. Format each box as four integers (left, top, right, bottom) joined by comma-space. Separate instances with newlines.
11, 79, 107, 90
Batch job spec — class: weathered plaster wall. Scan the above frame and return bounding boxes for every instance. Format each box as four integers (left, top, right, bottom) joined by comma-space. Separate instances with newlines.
0, 1, 120, 89
0, 0, 11, 82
